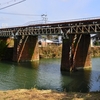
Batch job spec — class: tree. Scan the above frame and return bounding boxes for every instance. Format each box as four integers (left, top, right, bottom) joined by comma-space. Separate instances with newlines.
0, 40, 8, 60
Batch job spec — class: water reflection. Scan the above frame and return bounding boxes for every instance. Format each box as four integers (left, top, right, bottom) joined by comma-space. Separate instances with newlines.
0, 58, 100, 92
61, 70, 91, 92
89, 58, 100, 92
36, 59, 62, 91
16, 61, 39, 69
0, 61, 40, 90
13, 61, 40, 89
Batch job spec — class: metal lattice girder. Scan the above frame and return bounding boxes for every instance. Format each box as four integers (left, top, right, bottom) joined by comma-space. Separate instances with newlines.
63, 24, 100, 34
0, 27, 61, 36
0, 24, 100, 37
0, 17, 100, 37
18, 27, 61, 36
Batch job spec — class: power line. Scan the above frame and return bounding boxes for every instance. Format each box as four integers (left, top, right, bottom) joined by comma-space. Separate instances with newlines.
0, 11, 41, 16
0, 0, 17, 6
0, 0, 26, 10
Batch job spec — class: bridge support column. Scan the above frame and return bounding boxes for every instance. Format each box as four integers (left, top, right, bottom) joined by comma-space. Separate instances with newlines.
13, 36, 39, 62
61, 34, 91, 71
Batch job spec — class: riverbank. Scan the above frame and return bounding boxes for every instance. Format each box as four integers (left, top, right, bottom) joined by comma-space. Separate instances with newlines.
39, 45, 62, 58
91, 46, 100, 57
39, 45, 100, 58
0, 88, 100, 100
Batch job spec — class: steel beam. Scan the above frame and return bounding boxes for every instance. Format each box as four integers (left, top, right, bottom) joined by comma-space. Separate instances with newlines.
0, 18, 100, 37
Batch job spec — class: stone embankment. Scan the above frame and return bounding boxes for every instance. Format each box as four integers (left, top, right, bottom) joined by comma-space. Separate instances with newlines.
39, 45, 100, 58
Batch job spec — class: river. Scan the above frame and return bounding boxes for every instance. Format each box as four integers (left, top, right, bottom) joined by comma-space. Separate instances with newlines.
0, 58, 100, 93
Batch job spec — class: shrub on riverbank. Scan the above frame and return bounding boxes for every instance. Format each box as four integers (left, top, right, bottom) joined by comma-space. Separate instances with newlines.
91, 46, 100, 57
39, 45, 62, 58
39, 45, 100, 58
0, 40, 8, 60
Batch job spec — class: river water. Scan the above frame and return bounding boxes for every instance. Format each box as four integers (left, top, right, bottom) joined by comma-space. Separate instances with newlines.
0, 58, 100, 92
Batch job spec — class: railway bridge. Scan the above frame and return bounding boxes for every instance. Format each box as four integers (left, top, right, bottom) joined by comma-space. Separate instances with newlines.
0, 17, 100, 71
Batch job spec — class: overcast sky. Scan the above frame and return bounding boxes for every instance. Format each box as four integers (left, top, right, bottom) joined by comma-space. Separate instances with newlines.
0, 0, 100, 27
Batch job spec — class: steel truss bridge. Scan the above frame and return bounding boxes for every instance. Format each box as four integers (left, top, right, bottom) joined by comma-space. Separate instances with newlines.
0, 17, 100, 37
0, 17, 99, 70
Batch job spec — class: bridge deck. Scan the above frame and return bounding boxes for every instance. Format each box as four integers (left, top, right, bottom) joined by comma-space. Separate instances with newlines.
0, 18, 100, 37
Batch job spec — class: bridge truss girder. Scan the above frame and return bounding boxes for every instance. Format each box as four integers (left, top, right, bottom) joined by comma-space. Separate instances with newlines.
0, 27, 62, 37
62, 24, 100, 34
0, 18, 100, 37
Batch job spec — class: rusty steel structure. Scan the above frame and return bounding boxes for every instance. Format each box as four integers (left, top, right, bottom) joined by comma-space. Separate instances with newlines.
0, 17, 99, 70
0, 17, 100, 37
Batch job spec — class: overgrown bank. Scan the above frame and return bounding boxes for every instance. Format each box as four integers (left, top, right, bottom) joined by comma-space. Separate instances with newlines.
39, 45, 62, 58
39, 46, 100, 58
0, 88, 100, 100
91, 46, 100, 57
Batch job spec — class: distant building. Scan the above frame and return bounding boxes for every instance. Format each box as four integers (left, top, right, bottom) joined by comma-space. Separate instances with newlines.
38, 35, 62, 47
38, 38, 53, 47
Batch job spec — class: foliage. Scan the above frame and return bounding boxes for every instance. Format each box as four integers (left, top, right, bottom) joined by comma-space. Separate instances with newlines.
39, 45, 62, 58
0, 40, 8, 60
93, 40, 100, 46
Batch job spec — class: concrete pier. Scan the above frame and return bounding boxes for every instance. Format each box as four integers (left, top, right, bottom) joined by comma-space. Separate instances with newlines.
61, 34, 91, 71
13, 36, 39, 62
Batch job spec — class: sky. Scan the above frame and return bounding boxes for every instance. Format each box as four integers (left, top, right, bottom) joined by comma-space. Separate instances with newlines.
0, 0, 100, 27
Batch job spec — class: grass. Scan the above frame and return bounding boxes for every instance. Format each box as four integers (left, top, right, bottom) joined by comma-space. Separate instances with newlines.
0, 88, 100, 100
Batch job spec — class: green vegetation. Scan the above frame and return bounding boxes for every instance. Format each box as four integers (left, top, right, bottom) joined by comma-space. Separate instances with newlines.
39, 45, 62, 58
91, 46, 100, 57
93, 40, 100, 46
39, 45, 100, 58
0, 40, 8, 60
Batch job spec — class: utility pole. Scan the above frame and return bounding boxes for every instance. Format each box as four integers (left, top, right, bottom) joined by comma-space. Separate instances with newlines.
41, 14, 47, 24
